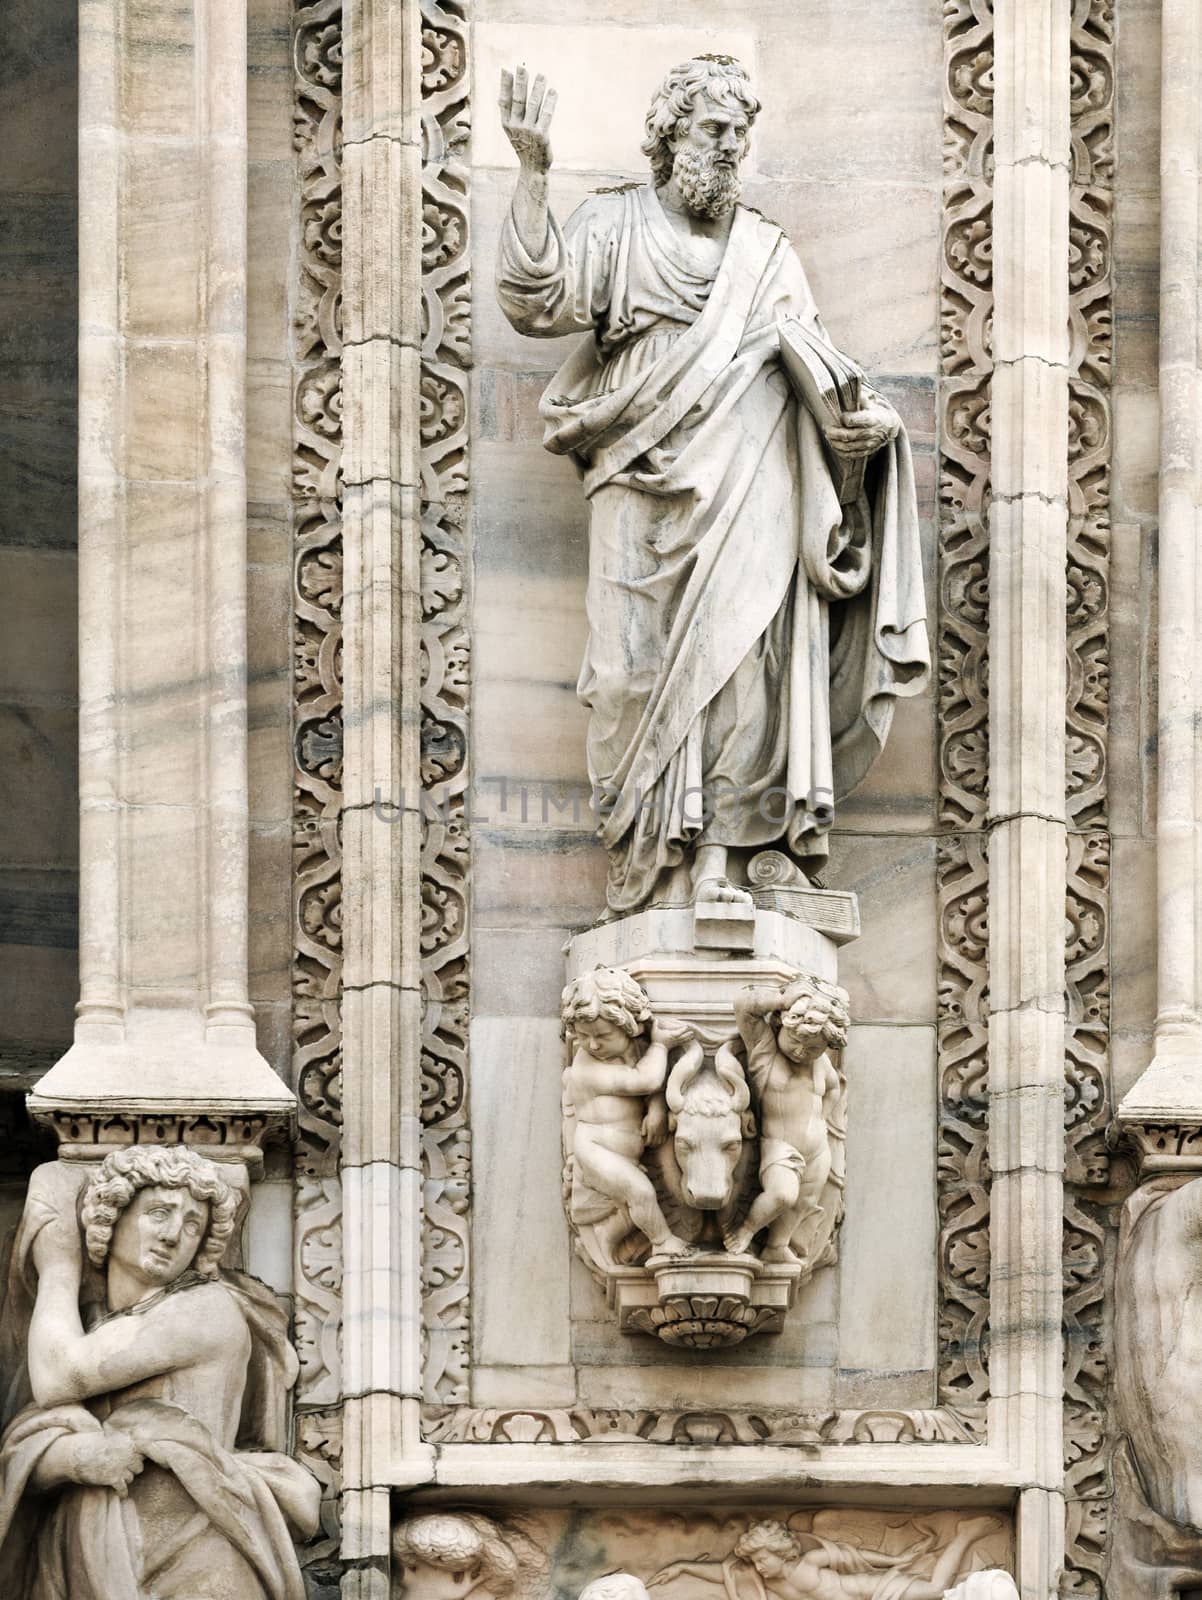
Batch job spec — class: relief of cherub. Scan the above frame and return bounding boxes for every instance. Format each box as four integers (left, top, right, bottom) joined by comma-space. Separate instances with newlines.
650, 1513, 1010, 1600
723, 976, 850, 1266
561, 966, 696, 1266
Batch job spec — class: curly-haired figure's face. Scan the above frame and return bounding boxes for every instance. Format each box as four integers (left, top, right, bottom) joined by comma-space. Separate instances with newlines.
572, 1015, 633, 1061
778, 1005, 831, 1063
110, 1184, 210, 1294
746, 1550, 787, 1580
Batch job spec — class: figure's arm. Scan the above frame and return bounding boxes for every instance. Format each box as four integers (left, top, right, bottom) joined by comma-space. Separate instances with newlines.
495, 68, 616, 338
572, 1048, 660, 1099
623, 1040, 673, 1096
734, 984, 782, 1057
29, 1282, 243, 1408
817, 1057, 841, 1099
498, 66, 556, 259
649, 1562, 729, 1587
642, 1093, 670, 1149
27, 1207, 89, 1404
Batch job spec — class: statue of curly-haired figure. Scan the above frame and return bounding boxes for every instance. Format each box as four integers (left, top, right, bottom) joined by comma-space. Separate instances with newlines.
0, 1145, 319, 1599
561, 967, 695, 1265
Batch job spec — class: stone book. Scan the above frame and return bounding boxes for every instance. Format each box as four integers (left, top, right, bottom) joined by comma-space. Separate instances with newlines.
778, 316, 866, 503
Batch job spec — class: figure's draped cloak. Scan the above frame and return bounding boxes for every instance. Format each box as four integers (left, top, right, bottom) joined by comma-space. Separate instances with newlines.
498, 184, 929, 914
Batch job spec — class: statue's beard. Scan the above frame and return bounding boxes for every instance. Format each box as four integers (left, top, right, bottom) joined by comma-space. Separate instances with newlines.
672, 148, 741, 219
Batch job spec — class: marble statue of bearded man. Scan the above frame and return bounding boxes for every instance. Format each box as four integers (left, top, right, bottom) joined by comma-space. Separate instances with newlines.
0, 1145, 320, 1599
496, 57, 930, 917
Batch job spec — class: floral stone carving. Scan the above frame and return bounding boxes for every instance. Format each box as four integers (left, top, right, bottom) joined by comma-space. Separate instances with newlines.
0, 1145, 320, 1597
561, 962, 849, 1348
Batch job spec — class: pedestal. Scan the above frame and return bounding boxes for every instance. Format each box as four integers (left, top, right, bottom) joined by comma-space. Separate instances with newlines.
564, 895, 857, 1348
566, 900, 854, 1045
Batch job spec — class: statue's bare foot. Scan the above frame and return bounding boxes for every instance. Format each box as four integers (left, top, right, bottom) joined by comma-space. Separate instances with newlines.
649, 1235, 696, 1261
723, 1227, 756, 1255
761, 1244, 803, 1267
695, 877, 753, 908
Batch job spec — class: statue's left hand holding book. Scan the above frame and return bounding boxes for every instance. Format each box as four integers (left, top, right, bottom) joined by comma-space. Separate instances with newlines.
778, 316, 869, 504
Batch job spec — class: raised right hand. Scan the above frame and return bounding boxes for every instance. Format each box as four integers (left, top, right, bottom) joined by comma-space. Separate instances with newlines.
499, 66, 556, 174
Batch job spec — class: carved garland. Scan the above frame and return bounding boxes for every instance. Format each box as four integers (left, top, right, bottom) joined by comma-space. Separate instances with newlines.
1063, 2, 1114, 1594
936, 0, 994, 1419
291, 0, 345, 1576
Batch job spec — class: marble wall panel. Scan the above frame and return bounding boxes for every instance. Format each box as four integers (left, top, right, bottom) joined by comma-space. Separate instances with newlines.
118, 0, 195, 134
0, 948, 78, 1073
826, 836, 938, 1025
122, 145, 202, 339
471, 1017, 573, 1371
837, 1024, 937, 1395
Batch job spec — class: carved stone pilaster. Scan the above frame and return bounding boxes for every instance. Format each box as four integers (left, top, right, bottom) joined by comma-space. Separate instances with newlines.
419, 0, 473, 1413
291, 0, 346, 1569
937, 0, 994, 1423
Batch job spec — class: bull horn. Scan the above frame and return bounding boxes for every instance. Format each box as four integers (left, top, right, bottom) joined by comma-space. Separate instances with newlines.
665, 1040, 704, 1112
713, 1039, 750, 1111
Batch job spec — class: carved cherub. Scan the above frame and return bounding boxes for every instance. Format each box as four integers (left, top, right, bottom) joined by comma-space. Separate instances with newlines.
650, 1515, 1010, 1600
723, 976, 850, 1265
561, 966, 695, 1263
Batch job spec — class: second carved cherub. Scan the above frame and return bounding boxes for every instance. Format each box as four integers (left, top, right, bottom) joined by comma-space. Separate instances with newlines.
724, 976, 850, 1268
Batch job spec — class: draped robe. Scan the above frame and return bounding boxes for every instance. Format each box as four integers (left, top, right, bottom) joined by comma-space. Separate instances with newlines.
497, 183, 929, 915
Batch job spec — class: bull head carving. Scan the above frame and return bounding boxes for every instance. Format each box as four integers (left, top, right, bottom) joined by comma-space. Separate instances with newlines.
664, 1039, 754, 1211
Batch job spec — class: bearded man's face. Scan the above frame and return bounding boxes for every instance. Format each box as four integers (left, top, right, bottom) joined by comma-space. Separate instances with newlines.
671, 92, 749, 218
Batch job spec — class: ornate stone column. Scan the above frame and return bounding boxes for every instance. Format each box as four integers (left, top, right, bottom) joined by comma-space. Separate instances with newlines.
339, 0, 433, 1593
988, 2, 1070, 1593
31, 0, 292, 1139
